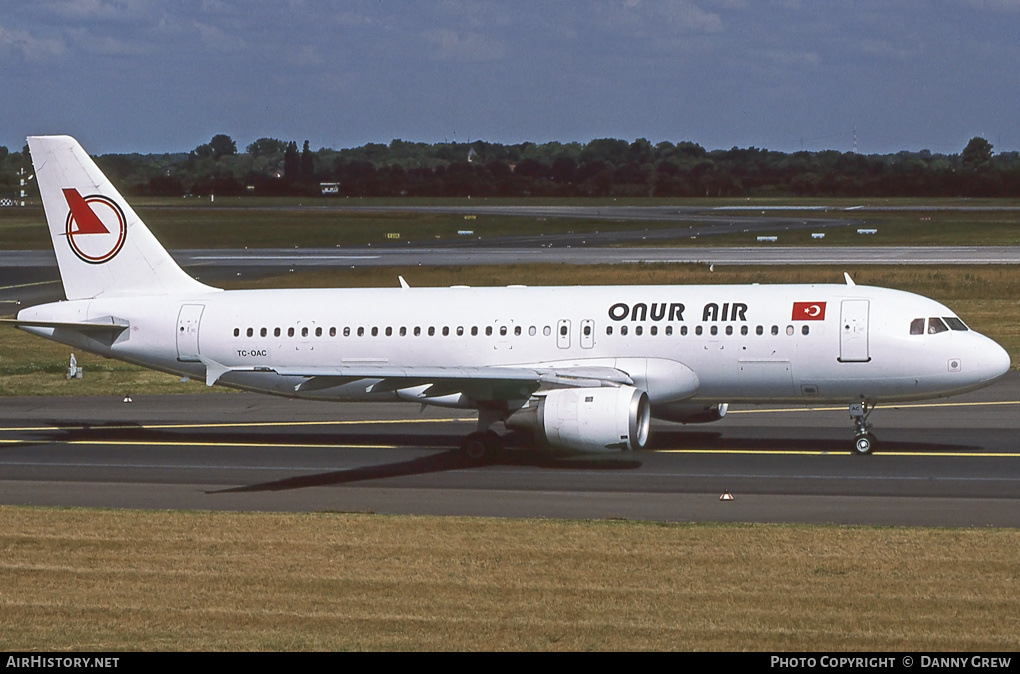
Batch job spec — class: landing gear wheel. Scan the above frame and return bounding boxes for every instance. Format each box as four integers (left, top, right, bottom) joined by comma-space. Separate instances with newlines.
460, 430, 503, 465
853, 433, 876, 455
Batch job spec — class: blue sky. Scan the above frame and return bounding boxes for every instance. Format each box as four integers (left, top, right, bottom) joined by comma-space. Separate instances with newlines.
3, 0, 1019, 156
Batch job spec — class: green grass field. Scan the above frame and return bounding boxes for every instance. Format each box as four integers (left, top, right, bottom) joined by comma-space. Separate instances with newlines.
4, 196, 1020, 248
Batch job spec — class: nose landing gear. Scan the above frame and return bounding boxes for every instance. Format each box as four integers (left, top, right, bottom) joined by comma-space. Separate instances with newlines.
849, 401, 876, 455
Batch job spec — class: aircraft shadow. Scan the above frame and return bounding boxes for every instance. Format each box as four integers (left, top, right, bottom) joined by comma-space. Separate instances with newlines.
215, 442, 643, 494
647, 430, 980, 454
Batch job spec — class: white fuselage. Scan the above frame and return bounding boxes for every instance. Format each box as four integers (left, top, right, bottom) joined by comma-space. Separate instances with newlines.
19, 282, 1010, 409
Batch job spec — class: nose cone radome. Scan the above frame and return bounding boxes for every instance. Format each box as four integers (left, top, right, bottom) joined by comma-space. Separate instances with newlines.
973, 335, 1011, 385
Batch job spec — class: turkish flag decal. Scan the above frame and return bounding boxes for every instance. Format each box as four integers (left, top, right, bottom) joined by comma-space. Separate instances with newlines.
792, 302, 826, 320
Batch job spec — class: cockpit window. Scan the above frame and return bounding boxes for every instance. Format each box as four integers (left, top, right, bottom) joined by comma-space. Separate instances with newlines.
910, 318, 925, 335
944, 317, 969, 331
927, 317, 949, 334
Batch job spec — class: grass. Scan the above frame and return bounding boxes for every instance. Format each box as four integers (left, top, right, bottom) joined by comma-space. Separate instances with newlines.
5, 196, 1020, 248
1, 507, 1018, 651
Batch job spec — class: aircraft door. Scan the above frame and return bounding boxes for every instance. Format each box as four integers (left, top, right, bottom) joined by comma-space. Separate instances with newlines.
557, 319, 571, 349
839, 300, 870, 362
580, 319, 595, 349
176, 304, 205, 362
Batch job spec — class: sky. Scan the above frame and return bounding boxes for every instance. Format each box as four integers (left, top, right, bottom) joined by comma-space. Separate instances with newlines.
2, 0, 1019, 156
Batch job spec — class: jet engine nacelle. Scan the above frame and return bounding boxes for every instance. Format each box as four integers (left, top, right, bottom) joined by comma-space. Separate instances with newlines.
505, 385, 650, 453
652, 402, 729, 424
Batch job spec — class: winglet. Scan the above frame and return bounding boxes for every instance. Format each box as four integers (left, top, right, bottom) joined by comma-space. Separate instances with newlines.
844, 272, 856, 286
398, 276, 410, 290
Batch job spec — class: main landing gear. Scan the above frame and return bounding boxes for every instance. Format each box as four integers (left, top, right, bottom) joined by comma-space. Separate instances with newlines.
849, 401, 876, 455
458, 407, 505, 465
459, 430, 503, 464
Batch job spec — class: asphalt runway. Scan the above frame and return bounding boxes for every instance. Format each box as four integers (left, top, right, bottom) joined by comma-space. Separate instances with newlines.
2, 373, 1018, 527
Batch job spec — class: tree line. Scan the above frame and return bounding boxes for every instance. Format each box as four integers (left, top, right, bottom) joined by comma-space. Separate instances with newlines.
2, 135, 1018, 200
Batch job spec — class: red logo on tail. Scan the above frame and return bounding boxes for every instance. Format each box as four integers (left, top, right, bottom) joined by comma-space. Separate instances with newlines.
63, 188, 126, 264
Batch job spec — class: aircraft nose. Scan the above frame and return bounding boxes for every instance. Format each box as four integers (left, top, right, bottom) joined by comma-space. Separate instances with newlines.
975, 336, 1011, 383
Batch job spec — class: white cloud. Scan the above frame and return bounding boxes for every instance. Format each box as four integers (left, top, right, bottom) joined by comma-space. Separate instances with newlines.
424, 29, 506, 62
0, 24, 65, 59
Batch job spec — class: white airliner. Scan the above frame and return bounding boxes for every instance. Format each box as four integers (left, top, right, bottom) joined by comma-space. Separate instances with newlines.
7, 136, 1011, 458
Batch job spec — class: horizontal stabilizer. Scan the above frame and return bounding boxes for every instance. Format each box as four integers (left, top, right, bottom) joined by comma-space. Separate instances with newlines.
1, 316, 129, 334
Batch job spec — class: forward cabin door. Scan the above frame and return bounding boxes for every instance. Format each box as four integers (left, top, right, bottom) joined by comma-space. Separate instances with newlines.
839, 299, 870, 362
176, 304, 205, 362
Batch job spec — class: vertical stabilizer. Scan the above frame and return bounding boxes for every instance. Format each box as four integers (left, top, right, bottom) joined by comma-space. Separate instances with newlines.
27, 135, 217, 300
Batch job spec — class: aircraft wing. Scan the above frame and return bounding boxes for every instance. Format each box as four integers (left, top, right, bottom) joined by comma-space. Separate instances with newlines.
202, 359, 635, 402
278, 365, 635, 402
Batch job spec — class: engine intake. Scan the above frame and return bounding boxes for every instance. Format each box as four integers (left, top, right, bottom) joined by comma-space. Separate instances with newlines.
506, 385, 650, 452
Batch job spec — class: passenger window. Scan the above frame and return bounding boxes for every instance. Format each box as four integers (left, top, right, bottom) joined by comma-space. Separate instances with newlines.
621, 326, 629, 336
710, 326, 718, 336
650, 326, 657, 336
695, 326, 703, 336
357, 327, 364, 337
233, 328, 240, 337
802, 325, 809, 335
413, 327, 420, 336
741, 326, 748, 336
275, 327, 281, 337
442, 327, 450, 336
330, 327, 336, 337
680, 326, 687, 336
316, 327, 322, 337
786, 325, 794, 336
635, 326, 643, 336
771, 325, 779, 336
385, 327, 392, 336
928, 317, 949, 334
725, 326, 732, 336
910, 318, 925, 335
344, 327, 351, 337
501, 326, 508, 336
457, 326, 464, 336
302, 327, 309, 337
486, 326, 493, 336
289, 327, 295, 337
370, 327, 377, 337
756, 325, 763, 335
666, 326, 673, 336
246, 328, 253, 337
428, 327, 435, 336
607, 326, 613, 336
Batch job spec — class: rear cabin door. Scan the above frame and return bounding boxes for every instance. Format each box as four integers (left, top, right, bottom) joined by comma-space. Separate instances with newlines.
176, 304, 205, 362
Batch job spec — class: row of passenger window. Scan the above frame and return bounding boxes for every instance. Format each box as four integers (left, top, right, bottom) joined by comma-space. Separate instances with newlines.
606, 324, 810, 337
232, 323, 811, 338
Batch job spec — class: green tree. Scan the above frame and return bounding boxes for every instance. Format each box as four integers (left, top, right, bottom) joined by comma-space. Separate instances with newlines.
962, 137, 993, 171
209, 134, 237, 160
